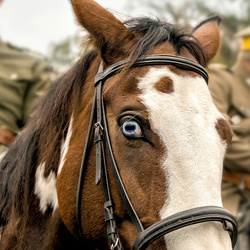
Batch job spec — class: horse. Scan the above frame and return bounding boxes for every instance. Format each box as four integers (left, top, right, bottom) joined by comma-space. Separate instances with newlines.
0, 0, 238, 249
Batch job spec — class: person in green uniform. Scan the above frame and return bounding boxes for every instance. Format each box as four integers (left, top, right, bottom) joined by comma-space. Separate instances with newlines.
209, 26, 250, 250
0, 0, 50, 155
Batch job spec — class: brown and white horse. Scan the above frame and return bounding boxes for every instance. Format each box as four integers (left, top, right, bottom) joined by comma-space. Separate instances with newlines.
0, 0, 236, 249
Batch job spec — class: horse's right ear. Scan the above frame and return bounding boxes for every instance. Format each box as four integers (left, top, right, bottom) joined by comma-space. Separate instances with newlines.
71, 0, 134, 65
191, 16, 222, 63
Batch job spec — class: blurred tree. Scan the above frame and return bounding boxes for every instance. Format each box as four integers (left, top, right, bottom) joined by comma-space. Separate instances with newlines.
46, 33, 92, 81
47, 32, 91, 66
126, 0, 250, 66
48, 34, 79, 65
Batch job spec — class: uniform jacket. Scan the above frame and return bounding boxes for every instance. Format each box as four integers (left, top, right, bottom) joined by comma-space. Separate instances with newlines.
0, 40, 50, 134
208, 56, 250, 174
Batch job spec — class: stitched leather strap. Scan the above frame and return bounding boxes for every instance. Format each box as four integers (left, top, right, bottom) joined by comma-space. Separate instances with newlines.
94, 55, 208, 86
101, 96, 144, 234
0, 127, 16, 146
223, 168, 250, 190
132, 206, 238, 250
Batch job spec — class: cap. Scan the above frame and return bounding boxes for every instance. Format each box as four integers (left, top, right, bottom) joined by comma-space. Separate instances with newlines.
236, 26, 250, 38
235, 26, 250, 51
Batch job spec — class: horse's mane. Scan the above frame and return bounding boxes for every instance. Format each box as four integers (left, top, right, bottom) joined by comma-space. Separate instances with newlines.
0, 50, 98, 226
0, 17, 205, 226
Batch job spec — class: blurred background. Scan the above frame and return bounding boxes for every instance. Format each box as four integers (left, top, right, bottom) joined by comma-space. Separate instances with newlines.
0, 0, 249, 67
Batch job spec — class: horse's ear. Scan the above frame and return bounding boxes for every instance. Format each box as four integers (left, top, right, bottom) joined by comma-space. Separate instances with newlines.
191, 16, 222, 63
71, 0, 134, 65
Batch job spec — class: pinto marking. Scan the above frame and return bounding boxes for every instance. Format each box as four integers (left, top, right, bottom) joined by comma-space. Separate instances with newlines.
34, 116, 74, 213
58, 116, 74, 175
137, 66, 231, 249
35, 163, 58, 213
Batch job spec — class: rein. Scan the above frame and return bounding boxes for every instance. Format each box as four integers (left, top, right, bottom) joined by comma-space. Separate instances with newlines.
75, 55, 238, 249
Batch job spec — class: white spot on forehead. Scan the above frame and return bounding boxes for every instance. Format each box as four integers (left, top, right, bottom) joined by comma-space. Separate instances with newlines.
137, 66, 231, 249
58, 115, 74, 175
35, 163, 58, 213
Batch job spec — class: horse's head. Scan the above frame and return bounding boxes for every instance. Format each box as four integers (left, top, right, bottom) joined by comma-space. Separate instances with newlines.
56, 1, 235, 249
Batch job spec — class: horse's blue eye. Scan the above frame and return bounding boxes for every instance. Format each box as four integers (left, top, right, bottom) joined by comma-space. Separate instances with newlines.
121, 120, 143, 138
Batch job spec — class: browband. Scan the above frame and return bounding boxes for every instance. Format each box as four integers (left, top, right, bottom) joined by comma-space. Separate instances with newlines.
94, 54, 209, 86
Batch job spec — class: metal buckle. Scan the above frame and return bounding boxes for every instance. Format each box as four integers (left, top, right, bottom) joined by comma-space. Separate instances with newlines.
111, 238, 119, 249
94, 122, 104, 131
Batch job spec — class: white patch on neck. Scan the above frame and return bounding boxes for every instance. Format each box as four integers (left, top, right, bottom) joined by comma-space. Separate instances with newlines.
35, 163, 58, 213
137, 67, 231, 249
34, 116, 73, 214
58, 115, 74, 175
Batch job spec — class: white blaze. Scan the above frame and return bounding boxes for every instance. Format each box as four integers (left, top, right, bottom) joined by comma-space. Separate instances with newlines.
137, 67, 232, 249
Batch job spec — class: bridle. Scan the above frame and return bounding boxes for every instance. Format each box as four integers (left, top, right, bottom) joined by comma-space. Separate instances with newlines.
76, 55, 238, 249
75, 54, 238, 249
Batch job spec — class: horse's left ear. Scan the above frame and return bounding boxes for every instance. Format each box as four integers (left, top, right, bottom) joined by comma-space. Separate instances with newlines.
191, 16, 222, 63
71, 0, 134, 65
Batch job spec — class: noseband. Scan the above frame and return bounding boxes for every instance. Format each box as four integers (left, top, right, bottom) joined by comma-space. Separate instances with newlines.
76, 55, 238, 249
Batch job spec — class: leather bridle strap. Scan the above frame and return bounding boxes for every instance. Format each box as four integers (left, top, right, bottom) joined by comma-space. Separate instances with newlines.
95, 64, 124, 249
132, 206, 238, 249
101, 95, 144, 235
76, 62, 144, 248
94, 54, 209, 86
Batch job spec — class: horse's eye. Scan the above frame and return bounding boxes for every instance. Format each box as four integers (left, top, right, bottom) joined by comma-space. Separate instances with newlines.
121, 119, 143, 138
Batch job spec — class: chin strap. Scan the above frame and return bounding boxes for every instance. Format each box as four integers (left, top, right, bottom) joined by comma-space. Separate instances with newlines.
132, 206, 238, 249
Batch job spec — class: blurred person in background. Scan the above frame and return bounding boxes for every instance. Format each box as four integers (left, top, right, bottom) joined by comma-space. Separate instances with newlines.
0, 0, 50, 156
209, 26, 250, 250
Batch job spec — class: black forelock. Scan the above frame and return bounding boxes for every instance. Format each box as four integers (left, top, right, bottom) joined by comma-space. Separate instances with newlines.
124, 17, 206, 67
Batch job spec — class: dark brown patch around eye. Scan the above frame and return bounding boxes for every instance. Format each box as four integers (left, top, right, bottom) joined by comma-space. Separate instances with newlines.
154, 76, 174, 94
216, 118, 233, 146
